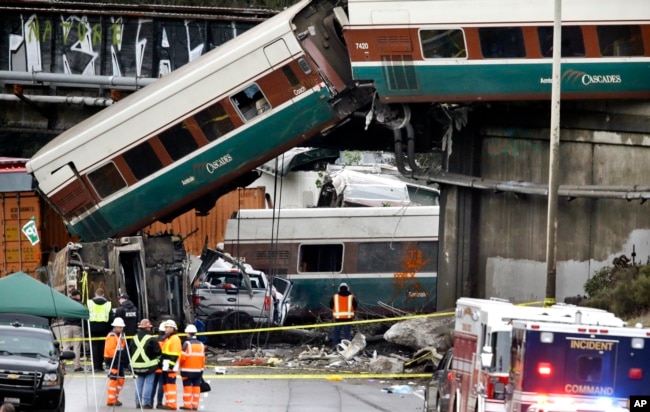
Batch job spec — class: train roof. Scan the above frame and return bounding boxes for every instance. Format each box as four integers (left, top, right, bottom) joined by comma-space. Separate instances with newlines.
347, 0, 650, 26
232, 205, 440, 219
225, 205, 440, 243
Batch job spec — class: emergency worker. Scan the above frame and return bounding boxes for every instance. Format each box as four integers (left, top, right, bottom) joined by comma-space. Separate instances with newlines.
115, 293, 139, 337
104, 317, 128, 407
130, 319, 161, 409
179, 325, 206, 411
160, 320, 182, 410
153, 322, 167, 409
88, 288, 112, 372
329, 282, 358, 347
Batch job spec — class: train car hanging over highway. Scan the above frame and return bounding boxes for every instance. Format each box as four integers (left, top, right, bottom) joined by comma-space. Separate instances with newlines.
26, 0, 373, 241
343, 0, 650, 103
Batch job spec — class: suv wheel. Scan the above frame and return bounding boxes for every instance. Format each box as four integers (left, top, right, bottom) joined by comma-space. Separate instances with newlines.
56, 390, 66, 412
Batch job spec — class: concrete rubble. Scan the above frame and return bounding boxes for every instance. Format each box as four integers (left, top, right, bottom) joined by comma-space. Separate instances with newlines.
206, 314, 455, 376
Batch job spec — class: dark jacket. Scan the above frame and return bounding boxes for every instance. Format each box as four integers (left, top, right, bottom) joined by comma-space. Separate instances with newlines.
129, 329, 162, 375
63, 299, 85, 327
115, 300, 139, 336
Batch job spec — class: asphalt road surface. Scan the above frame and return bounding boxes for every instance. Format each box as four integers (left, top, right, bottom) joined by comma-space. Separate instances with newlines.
63, 371, 426, 412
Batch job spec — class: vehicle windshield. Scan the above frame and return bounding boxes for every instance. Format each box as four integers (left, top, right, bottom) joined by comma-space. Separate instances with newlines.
490, 330, 511, 372
0, 329, 55, 358
202, 272, 265, 290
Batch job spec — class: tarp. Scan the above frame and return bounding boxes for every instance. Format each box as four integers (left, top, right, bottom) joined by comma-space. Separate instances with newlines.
0, 272, 89, 319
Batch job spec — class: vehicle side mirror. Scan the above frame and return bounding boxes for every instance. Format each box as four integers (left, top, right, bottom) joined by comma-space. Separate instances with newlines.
480, 345, 493, 369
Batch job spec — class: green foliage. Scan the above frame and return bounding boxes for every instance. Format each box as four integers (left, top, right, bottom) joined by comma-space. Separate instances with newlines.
583, 267, 612, 298
582, 263, 650, 319
315, 171, 324, 189
340, 150, 362, 166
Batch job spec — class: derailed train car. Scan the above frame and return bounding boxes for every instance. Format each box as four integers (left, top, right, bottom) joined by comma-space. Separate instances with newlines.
49, 235, 202, 326
26, 0, 374, 242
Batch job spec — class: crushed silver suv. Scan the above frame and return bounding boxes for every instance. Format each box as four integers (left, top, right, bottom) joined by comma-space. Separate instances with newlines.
191, 250, 292, 347
0, 313, 75, 412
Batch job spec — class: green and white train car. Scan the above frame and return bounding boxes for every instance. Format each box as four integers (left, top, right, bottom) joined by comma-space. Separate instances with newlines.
223, 205, 439, 319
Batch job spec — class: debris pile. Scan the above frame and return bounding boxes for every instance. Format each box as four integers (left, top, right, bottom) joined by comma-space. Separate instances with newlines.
205, 315, 455, 377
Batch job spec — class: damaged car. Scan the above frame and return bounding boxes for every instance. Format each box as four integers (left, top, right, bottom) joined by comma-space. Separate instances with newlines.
191, 248, 293, 347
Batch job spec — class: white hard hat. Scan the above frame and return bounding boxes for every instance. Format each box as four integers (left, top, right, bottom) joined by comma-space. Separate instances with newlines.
164, 319, 178, 329
158, 322, 166, 332
185, 324, 198, 334
112, 317, 126, 327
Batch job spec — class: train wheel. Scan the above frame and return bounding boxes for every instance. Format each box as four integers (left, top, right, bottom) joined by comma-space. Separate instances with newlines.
220, 312, 255, 348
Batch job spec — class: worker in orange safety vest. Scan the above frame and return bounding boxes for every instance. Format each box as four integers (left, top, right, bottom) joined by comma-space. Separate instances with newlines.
153, 322, 167, 409
160, 320, 182, 410
104, 317, 128, 407
329, 282, 358, 348
179, 325, 206, 411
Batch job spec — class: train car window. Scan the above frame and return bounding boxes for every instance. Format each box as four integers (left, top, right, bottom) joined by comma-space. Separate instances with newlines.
159, 123, 199, 160
357, 242, 404, 273
420, 29, 467, 58
231, 83, 270, 121
123, 141, 163, 180
479, 27, 526, 58
297, 57, 312, 75
195, 102, 235, 142
538, 26, 585, 57
87, 162, 127, 199
597, 25, 644, 56
282, 65, 301, 87
298, 244, 343, 272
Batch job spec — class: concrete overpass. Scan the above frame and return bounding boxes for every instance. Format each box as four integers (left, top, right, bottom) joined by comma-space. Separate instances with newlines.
0, 0, 277, 133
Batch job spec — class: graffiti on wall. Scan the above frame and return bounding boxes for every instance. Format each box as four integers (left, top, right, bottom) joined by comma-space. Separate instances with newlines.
1, 12, 254, 79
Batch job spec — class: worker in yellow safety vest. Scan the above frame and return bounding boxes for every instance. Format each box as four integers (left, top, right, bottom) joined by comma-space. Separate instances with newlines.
88, 288, 112, 372
159, 320, 182, 410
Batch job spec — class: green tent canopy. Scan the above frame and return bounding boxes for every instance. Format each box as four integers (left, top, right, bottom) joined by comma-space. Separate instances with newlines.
0, 272, 89, 319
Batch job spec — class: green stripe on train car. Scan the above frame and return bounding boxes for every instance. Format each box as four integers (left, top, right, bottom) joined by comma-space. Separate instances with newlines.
353, 62, 650, 99
287, 276, 438, 318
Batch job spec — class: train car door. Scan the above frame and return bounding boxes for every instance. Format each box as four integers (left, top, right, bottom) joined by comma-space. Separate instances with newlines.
271, 276, 293, 326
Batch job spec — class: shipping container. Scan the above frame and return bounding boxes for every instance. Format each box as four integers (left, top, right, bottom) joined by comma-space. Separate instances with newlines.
142, 186, 267, 256
0, 158, 74, 278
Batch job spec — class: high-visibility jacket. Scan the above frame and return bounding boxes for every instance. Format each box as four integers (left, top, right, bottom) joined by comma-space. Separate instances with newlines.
88, 299, 112, 322
180, 337, 206, 373
131, 333, 160, 372
161, 334, 182, 369
332, 293, 355, 320
104, 330, 127, 359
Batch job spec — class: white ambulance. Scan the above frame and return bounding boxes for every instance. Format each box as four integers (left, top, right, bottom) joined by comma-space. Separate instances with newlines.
441, 298, 639, 412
